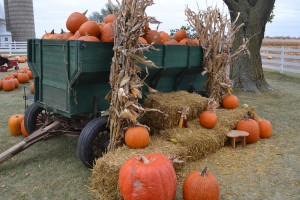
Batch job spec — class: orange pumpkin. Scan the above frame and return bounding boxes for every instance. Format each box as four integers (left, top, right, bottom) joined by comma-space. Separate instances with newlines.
199, 111, 218, 129
175, 29, 187, 42
21, 119, 29, 137
78, 35, 100, 42
66, 10, 89, 33
183, 167, 220, 200
159, 31, 171, 44
104, 14, 115, 24
27, 70, 34, 79
258, 119, 272, 138
79, 21, 101, 37
100, 23, 114, 42
30, 82, 34, 94
125, 126, 150, 148
222, 94, 239, 109
2, 79, 15, 91
13, 78, 19, 88
164, 39, 179, 45
138, 37, 148, 44
8, 114, 24, 136
42, 29, 55, 39
119, 153, 177, 200
143, 30, 162, 44
17, 73, 30, 83
236, 117, 260, 144
68, 35, 80, 40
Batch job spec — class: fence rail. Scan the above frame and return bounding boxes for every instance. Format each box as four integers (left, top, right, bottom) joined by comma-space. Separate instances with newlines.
261, 47, 300, 73
0, 41, 27, 56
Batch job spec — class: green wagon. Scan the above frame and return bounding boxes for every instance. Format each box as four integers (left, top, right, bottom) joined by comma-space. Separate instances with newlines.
0, 39, 206, 167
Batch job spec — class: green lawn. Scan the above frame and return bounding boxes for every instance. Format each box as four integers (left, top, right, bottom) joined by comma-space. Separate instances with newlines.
0, 69, 299, 199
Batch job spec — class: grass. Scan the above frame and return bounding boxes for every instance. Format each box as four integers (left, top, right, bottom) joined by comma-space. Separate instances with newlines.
1, 69, 300, 199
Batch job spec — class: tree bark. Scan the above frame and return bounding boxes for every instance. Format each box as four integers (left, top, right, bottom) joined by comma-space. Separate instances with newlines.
224, 0, 275, 92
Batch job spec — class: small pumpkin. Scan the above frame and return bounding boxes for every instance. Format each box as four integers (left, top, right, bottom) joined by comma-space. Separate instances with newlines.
252, 113, 272, 139
27, 70, 34, 79
125, 126, 150, 148
222, 89, 239, 109
175, 29, 187, 42
78, 34, 100, 42
143, 30, 162, 44
66, 10, 89, 33
21, 119, 29, 137
159, 31, 171, 44
183, 167, 220, 200
236, 116, 260, 144
2, 79, 15, 91
8, 114, 24, 136
42, 29, 55, 39
138, 37, 148, 44
199, 111, 218, 129
119, 153, 177, 200
199, 98, 218, 129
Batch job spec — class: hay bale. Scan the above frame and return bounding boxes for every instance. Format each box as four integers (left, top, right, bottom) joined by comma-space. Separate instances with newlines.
90, 106, 253, 200
90, 137, 188, 200
142, 91, 208, 132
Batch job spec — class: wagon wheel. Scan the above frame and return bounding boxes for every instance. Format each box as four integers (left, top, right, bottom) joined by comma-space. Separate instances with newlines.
24, 103, 49, 135
77, 117, 110, 168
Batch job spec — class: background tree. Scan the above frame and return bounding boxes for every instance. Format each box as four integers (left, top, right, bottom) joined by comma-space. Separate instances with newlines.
223, 0, 276, 92
88, 2, 119, 22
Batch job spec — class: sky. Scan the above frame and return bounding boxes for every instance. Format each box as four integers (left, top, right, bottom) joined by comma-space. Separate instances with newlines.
1, 0, 300, 38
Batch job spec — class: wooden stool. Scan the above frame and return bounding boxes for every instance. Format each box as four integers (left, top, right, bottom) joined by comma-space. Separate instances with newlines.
226, 130, 249, 148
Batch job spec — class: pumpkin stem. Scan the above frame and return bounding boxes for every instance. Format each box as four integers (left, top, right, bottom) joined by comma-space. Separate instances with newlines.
200, 166, 208, 177
227, 88, 232, 95
137, 154, 150, 164
83, 10, 88, 16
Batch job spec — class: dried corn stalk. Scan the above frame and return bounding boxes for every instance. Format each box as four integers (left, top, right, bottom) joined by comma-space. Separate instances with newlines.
107, 0, 157, 151
185, 5, 249, 105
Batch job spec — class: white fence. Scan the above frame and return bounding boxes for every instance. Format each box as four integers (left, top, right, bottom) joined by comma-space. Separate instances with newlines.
0, 41, 27, 56
261, 47, 300, 73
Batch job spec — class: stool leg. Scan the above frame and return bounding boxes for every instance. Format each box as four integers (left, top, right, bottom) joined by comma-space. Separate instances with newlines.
242, 137, 246, 147
231, 138, 236, 149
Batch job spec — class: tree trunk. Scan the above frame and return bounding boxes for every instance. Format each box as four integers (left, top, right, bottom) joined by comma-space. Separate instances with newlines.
224, 0, 275, 92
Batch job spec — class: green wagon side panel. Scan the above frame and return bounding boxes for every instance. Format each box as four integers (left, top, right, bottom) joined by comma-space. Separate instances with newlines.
27, 39, 206, 118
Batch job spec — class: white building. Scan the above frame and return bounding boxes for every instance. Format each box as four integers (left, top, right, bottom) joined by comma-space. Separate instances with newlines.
0, 0, 12, 43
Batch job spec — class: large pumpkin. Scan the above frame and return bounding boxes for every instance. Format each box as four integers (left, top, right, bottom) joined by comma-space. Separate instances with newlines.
183, 167, 220, 200
175, 29, 187, 42
125, 126, 150, 148
199, 111, 218, 129
2, 79, 15, 91
119, 153, 177, 200
79, 21, 101, 37
104, 13, 115, 24
100, 23, 114, 42
143, 30, 162, 44
8, 114, 24, 136
66, 10, 89, 33
236, 117, 260, 144
78, 35, 100, 42
17, 73, 29, 83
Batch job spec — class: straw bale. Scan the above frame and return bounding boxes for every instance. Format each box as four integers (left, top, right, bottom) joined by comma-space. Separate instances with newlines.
142, 91, 209, 132
90, 106, 253, 199
90, 136, 188, 200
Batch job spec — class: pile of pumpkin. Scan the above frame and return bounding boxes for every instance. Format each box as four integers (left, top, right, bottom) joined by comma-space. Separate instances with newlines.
42, 11, 199, 46
199, 91, 273, 143
0, 66, 34, 93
